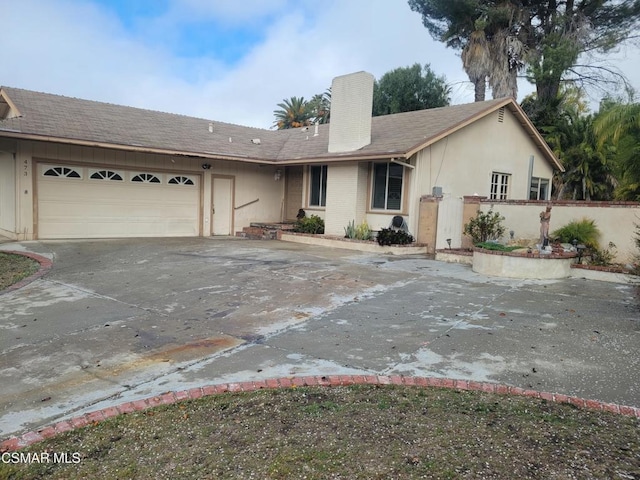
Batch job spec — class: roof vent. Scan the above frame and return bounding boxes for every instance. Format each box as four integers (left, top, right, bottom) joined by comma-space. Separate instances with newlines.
251, 138, 261, 145
497, 107, 505, 123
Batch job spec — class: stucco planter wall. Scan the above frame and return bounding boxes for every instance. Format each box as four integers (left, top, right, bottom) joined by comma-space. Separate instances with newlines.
435, 250, 473, 265
278, 232, 428, 255
472, 248, 576, 279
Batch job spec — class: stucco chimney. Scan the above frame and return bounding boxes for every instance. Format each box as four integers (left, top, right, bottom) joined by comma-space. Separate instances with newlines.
328, 71, 374, 153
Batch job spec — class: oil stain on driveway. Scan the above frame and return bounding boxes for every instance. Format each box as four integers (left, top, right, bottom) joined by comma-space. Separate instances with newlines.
1, 237, 639, 439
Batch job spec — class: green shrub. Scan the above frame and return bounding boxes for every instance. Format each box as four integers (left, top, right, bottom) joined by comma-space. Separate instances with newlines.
552, 218, 600, 249
475, 242, 522, 252
589, 242, 617, 266
376, 228, 414, 246
344, 220, 374, 241
344, 220, 356, 239
355, 221, 373, 241
295, 215, 325, 234
463, 209, 505, 244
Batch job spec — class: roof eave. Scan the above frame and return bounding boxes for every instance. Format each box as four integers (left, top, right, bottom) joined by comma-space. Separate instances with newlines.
0, 131, 275, 165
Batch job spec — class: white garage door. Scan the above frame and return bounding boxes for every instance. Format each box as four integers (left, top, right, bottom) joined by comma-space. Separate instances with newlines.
37, 164, 200, 238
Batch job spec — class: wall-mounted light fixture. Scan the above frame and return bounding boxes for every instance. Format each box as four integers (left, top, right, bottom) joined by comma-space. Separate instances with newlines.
202, 163, 211, 170
274, 168, 282, 181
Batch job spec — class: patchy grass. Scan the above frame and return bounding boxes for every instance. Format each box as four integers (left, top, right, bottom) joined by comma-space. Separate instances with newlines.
0, 252, 39, 291
1, 385, 639, 479
474, 242, 523, 252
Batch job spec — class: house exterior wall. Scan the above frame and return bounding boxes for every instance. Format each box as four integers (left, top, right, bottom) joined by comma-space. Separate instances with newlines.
0, 149, 16, 237
477, 200, 640, 264
13, 140, 284, 239
413, 107, 556, 249
414, 108, 554, 201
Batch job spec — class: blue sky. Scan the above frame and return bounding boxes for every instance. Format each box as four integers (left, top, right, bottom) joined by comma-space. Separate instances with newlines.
4, 0, 640, 128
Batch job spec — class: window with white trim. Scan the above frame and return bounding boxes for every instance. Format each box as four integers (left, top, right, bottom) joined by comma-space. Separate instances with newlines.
372, 162, 403, 210
90, 170, 123, 181
131, 173, 161, 183
43, 166, 81, 178
168, 176, 195, 185
490, 172, 510, 200
309, 165, 327, 207
529, 177, 549, 200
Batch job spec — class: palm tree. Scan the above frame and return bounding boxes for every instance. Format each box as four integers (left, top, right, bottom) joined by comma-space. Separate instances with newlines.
541, 102, 615, 200
594, 102, 640, 200
594, 103, 640, 145
461, 29, 492, 102
309, 89, 331, 125
273, 97, 312, 130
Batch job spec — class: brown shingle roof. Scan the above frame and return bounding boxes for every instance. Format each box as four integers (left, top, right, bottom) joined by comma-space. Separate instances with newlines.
0, 86, 562, 170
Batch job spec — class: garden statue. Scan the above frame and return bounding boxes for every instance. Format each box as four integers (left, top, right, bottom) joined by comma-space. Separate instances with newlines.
539, 205, 552, 247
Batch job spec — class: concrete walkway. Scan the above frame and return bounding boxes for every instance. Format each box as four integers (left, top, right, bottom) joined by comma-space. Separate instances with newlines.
1, 237, 639, 440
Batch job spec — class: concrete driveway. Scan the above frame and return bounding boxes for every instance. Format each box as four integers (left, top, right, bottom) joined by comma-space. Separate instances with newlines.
1, 237, 639, 439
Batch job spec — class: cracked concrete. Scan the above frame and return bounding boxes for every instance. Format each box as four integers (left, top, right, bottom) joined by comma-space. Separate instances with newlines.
1, 237, 639, 440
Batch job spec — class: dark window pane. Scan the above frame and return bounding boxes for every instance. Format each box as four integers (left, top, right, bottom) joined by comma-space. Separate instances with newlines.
372, 163, 387, 209
320, 165, 327, 207
310, 166, 321, 206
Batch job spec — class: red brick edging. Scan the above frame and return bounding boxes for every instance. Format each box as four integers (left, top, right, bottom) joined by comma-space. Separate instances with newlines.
2, 375, 639, 452
0, 251, 53, 294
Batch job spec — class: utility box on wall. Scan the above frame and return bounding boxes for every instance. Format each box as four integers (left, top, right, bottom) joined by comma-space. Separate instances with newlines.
432, 186, 443, 197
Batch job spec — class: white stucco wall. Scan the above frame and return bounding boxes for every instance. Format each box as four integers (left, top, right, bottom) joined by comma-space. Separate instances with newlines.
0, 150, 16, 237
479, 201, 640, 264
414, 108, 555, 200
13, 140, 284, 239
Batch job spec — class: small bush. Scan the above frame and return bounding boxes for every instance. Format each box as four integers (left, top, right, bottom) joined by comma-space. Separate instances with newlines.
589, 242, 617, 266
345, 220, 374, 241
552, 218, 600, 249
295, 215, 325, 234
631, 224, 640, 275
355, 221, 373, 241
464, 210, 505, 244
376, 228, 414, 246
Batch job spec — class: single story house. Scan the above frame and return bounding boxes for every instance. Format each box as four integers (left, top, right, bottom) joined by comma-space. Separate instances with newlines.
0, 72, 562, 249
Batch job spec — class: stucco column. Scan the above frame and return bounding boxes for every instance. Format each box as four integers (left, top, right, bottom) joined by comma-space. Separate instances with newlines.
324, 163, 367, 236
461, 195, 486, 249
417, 195, 439, 254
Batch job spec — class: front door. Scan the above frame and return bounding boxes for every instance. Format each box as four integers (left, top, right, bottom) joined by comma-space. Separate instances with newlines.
284, 166, 303, 221
211, 176, 233, 235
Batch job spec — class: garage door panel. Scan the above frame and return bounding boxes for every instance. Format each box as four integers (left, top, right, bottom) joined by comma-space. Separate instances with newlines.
37, 165, 200, 239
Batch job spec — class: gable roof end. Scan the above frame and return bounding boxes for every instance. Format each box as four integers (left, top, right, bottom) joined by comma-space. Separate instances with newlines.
403, 97, 564, 173
0, 89, 21, 120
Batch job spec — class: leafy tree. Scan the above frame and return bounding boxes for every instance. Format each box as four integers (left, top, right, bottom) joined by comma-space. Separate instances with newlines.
372, 63, 450, 116
529, 90, 615, 201
593, 100, 640, 200
408, 0, 640, 110
408, 1, 526, 100
273, 96, 313, 130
